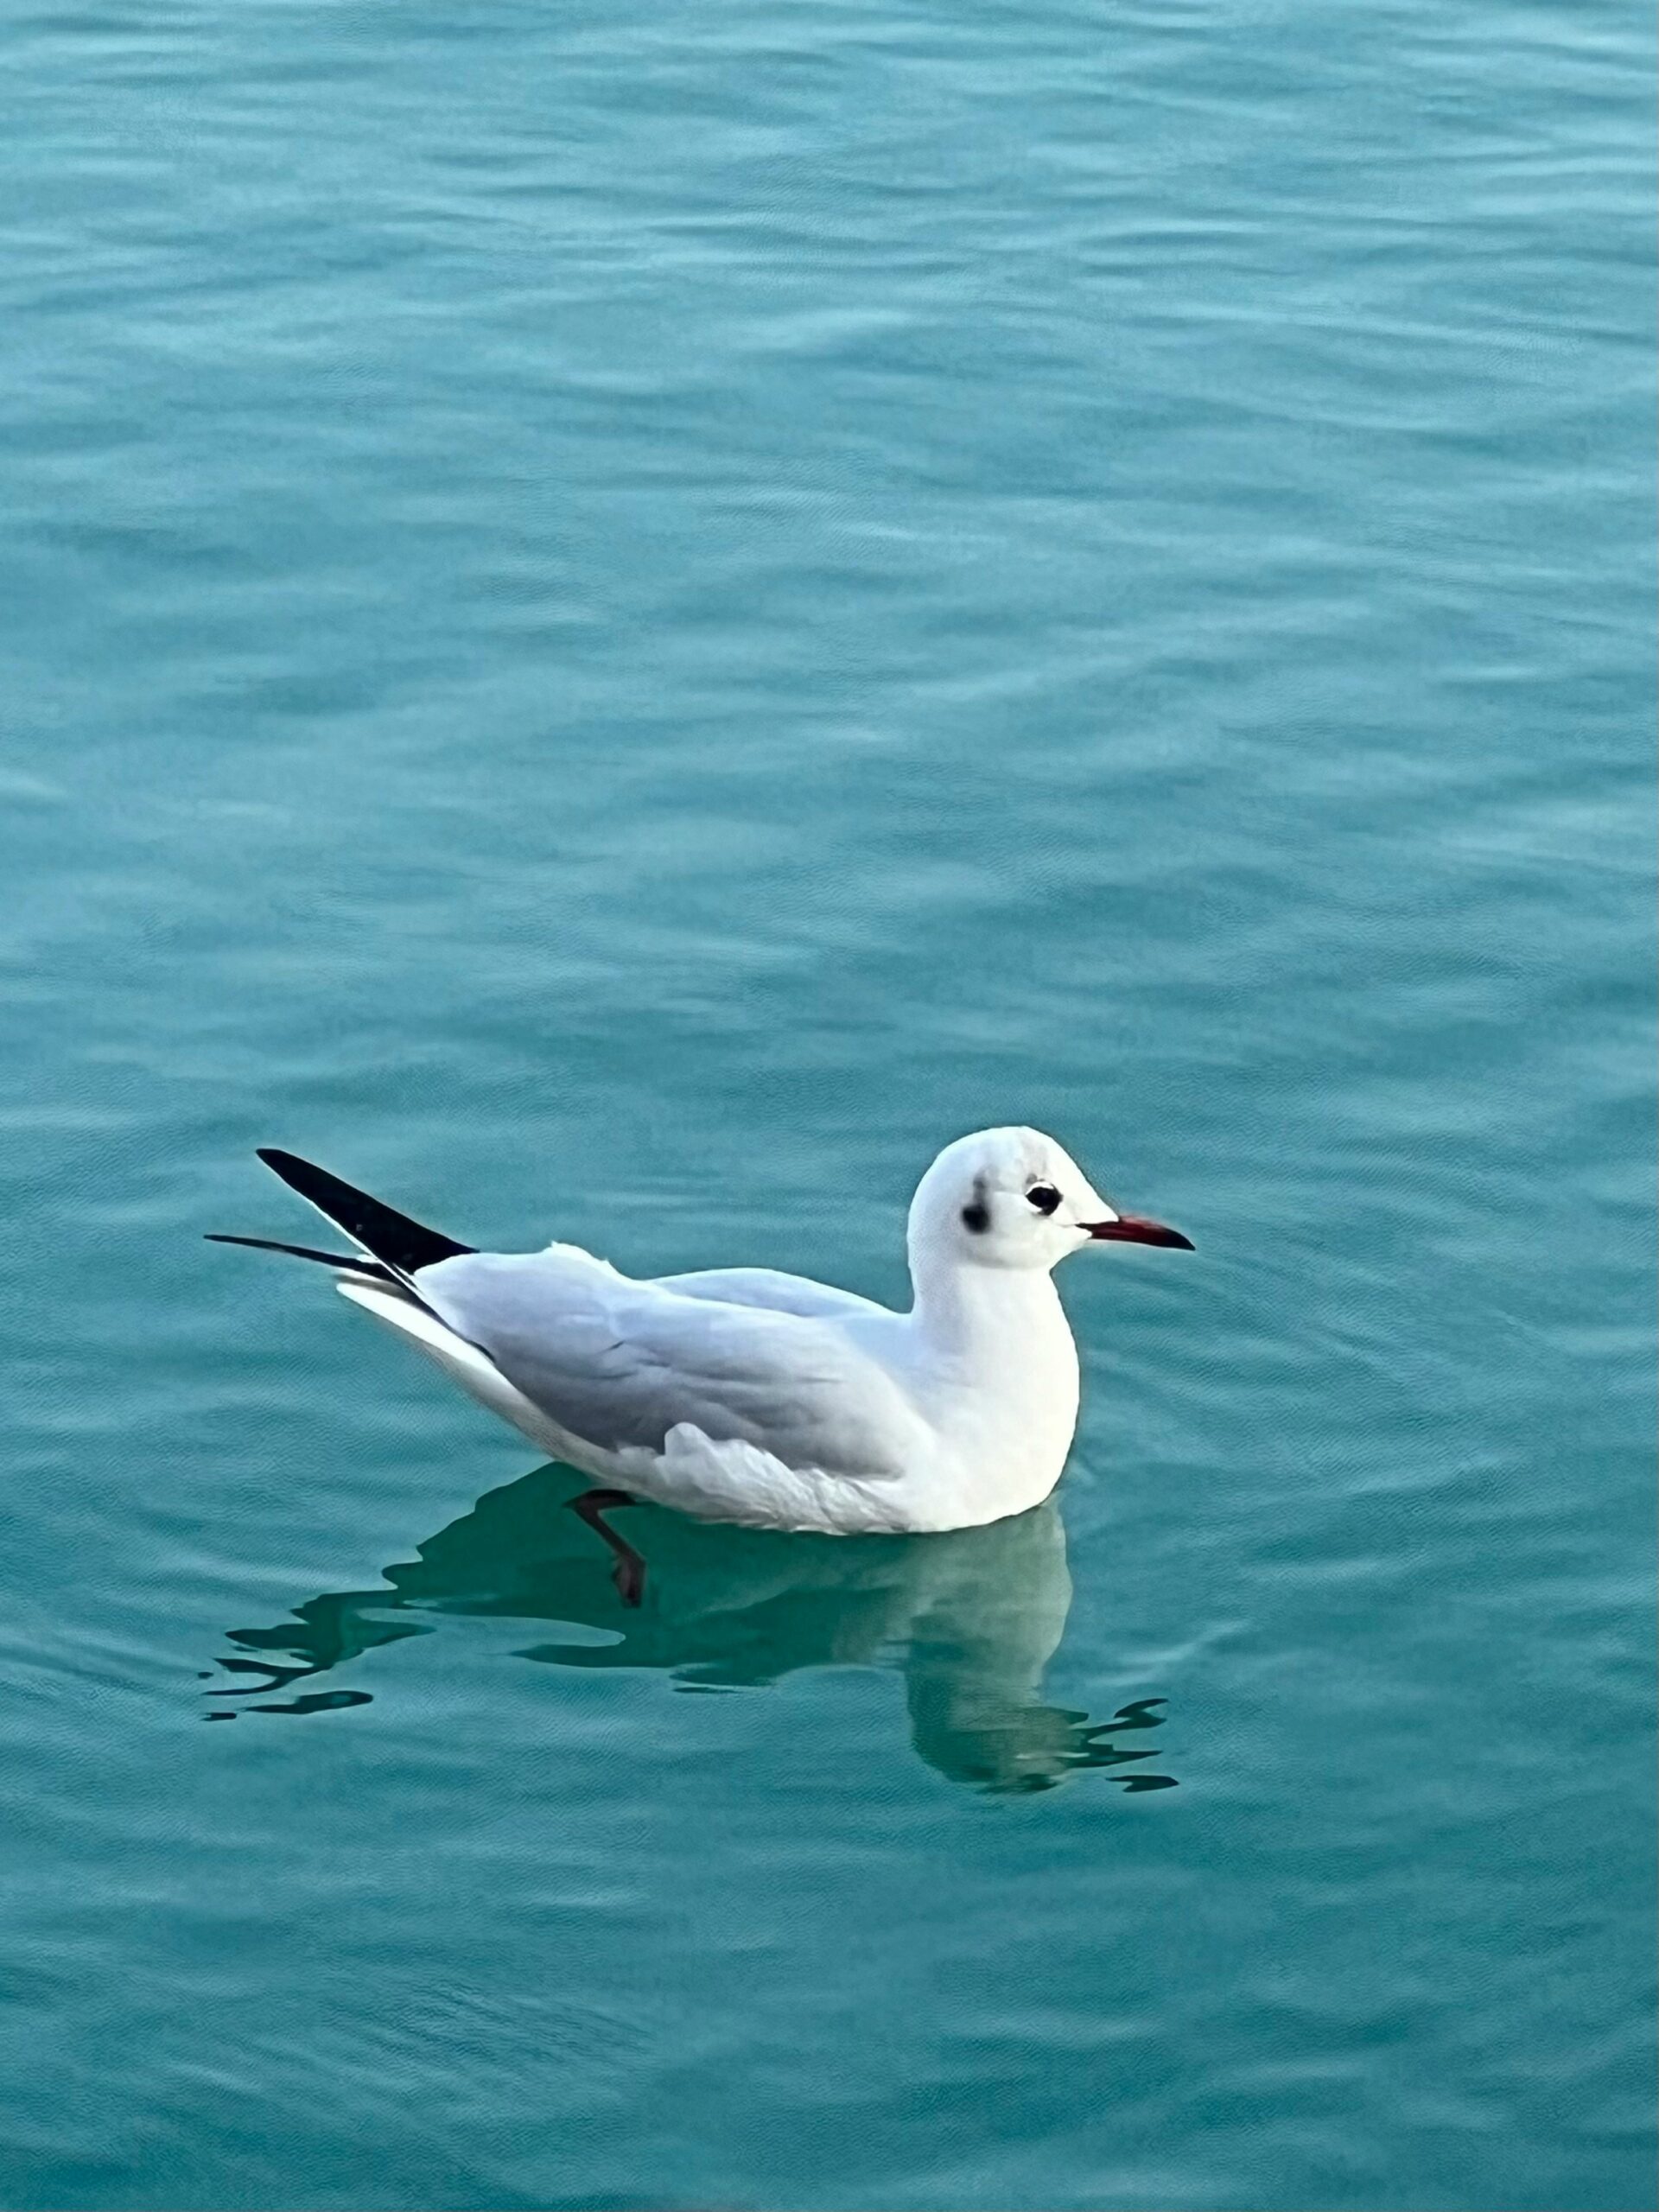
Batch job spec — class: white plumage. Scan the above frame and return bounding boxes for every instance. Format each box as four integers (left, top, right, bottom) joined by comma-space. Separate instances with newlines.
225, 1126, 1192, 1535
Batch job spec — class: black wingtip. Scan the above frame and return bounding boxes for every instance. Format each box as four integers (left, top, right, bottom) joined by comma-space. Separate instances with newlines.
252, 1147, 473, 1275
205, 1231, 397, 1280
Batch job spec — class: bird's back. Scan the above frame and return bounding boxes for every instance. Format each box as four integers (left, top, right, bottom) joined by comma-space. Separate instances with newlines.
650, 1266, 889, 1324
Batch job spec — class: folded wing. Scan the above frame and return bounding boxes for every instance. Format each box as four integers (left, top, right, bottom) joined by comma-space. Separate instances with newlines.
416, 1249, 922, 1484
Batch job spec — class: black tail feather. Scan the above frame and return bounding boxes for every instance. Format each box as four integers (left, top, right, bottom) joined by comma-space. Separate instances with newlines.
204, 1233, 398, 1282
253, 1148, 474, 1279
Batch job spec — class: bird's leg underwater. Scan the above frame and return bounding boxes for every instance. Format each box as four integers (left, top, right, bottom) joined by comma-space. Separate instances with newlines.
567, 1488, 646, 1608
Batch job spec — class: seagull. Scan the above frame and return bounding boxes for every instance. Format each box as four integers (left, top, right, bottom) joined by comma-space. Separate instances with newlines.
210, 1128, 1192, 1591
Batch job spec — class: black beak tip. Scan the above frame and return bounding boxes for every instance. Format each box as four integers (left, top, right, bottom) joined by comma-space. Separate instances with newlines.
1135, 1224, 1194, 1250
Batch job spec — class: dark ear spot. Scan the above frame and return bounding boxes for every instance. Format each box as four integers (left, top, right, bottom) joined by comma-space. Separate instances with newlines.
961, 1177, 990, 1235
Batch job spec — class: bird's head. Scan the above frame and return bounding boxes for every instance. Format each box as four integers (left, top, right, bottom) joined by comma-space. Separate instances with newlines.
907, 1127, 1192, 1277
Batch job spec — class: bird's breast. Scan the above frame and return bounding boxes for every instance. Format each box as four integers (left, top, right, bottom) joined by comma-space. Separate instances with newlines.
912, 1308, 1081, 1520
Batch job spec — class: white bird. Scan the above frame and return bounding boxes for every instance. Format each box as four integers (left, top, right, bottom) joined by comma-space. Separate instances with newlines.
210, 1128, 1191, 1589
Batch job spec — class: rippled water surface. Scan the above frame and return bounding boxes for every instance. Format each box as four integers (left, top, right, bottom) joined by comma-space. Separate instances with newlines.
3, 1, 1653, 2205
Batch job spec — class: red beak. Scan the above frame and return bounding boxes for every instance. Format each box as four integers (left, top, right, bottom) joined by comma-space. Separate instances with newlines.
1085, 1213, 1194, 1250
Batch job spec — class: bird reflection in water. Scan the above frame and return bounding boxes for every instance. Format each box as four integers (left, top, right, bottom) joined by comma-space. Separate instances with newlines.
204, 1465, 1177, 1795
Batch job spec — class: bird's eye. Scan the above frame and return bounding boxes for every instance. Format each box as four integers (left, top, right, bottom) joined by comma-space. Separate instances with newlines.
1027, 1183, 1061, 1216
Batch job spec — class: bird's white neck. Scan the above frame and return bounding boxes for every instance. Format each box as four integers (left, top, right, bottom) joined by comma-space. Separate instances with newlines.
909, 1250, 1072, 1363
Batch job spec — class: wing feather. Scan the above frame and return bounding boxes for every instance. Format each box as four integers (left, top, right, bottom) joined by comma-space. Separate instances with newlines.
416, 1250, 919, 1483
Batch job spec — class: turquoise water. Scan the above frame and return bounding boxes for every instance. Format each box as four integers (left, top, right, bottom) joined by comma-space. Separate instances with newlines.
3, 0, 1653, 2203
